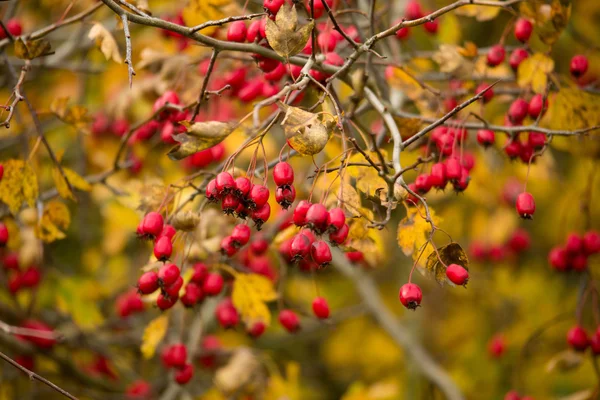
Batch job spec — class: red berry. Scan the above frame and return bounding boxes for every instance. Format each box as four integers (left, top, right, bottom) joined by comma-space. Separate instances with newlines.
278, 309, 300, 332
443, 97, 458, 113
19, 320, 56, 349
181, 282, 203, 307
430, 163, 447, 190
405, 0, 423, 19
126, 380, 152, 399
565, 233, 584, 254
516, 192, 535, 219
174, 363, 194, 385
257, 57, 280, 73
445, 158, 462, 181
234, 177, 252, 198
528, 94, 547, 119
346, 251, 364, 263
311, 240, 332, 267
216, 172, 235, 194
399, 283, 422, 310
414, 174, 432, 194
0, 223, 8, 246
0, 164, 4, 180
157, 292, 178, 310
590, 331, 600, 355
251, 202, 271, 229
583, 231, 600, 255
508, 98, 529, 124
264, 0, 285, 15
469, 241, 489, 262
395, 26, 410, 40
221, 194, 240, 215
567, 325, 589, 352
509, 48, 529, 71
504, 138, 522, 159
293, 200, 312, 226
312, 297, 330, 319
306, 203, 329, 233
477, 129, 495, 147
275, 186, 296, 209
446, 264, 469, 286
112, 119, 130, 137
138, 271, 159, 294
329, 223, 349, 245
249, 184, 270, 209
527, 132, 546, 149
158, 263, 180, 287
548, 246, 568, 271
317, 31, 338, 52
264, 62, 287, 81
159, 225, 176, 241
476, 83, 494, 103
153, 91, 180, 121
161, 343, 187, 368
191, 262, 208, 284
291, 233, 312, 261
215, 299, 239, 328
153, 236, 173, 261
247, 321, 266, 337
514, 18, 533, 43
326, 207, 345, 232
570, 55, 589, 78
424, 18, 439, 34
5, 19, 23, 37
205, 179, 220, 202
488, 334, 506, 358
203, 273, 224, 296
251, 238, 269, 255
164, 276, 184, 298
141, 212, 164, 238
224, 68, 247, 90
487, 45, 506, 67
231, 224, 251, 246
227, 21, 247, 43
508, 228, 531, 253
273, 162, 294, 187
504, 391, 521, 400
306, 0, 333, 19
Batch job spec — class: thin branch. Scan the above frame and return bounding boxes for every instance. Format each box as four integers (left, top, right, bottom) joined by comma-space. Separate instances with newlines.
0, 350, 79, 400
191, 48, 219, 121
121, 14, 136, 88
189, 13, 266, 34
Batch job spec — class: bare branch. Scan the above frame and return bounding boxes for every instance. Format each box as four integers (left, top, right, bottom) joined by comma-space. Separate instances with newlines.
121, 14, 136, 88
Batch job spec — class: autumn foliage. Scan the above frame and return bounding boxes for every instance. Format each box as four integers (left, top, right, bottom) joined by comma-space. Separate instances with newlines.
1, 0, 600, 399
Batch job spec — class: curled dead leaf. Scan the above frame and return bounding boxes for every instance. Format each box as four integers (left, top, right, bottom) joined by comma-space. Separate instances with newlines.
168, 121, 235, 160
88, 23, 122, 63
170, 211, 200, 232
279, 103, 332, 156
265, 3, 314, 58
14, 38, 52, 60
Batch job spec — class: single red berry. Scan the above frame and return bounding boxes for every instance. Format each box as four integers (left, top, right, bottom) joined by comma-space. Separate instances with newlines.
504, 138, 522, 159
275, 185, 296, 209
430, 163, 447, 190
508, 228, 531, 253
293, 200, 312, 226
158, 263, 180, 287
567, 325, 589, 352
174, 363, 194, 385
346, 251, 364, 263
414, 174, 432, 195
488, 334, 506, 358
159, 224, 176, 241
504, 391, 521, 400
476, 83, 494, 103
0, 223, 8, 246
221, 194, 240, 215
205, 179, 220, 202
311, 240, 332, 267
279, 309, 300, 333
445, 158, 462, 181
519, 143, 536, 164
3, 252, 18, 270
247, 321, 266, 337
224, 67, 247, 90
251, 238, 269, 255
153, 236, 173, 261
203, 273, 224, 296
590, 331, 600, 355
141, 212, 164, 238
405, 0, 423, 19
527, 132, 546, 149
329, 223, 349, 245
446, 264, 469, 286
153, 91, 180, 121
487, 45, 506, 67
395, 26, 410, 40
191, 262, 208, 284
164, 276, 184, 298
469, 241, 489, 262
234, 177, 252, 198
399, 283, 422, 310
548, 246, 569, 271
112, 119, 130, 137
138, 271, 160, 294
249, 184, 270, 209
514, 18, 533, 43
583, 231, 600, 255
273, 162, 294, 187
509, 48, 529, 71
264, 0, 285, 15
181, 282, 203, 307
157, 292, 178, 310
443, 97, 458, 113
257, 56, 280, 73
326, 207, 346, 232
215, 299, 239, 328
5, 19, 23, 37
251, 202, 271, 230
306, 203, 329, 233
565, 233, 584, 254
231, 224, 251, 246
312, 297, 330, 319
126, 380, 152, 399
508, 98, 529, 124
290, 233, 312, 261
570, 55, 589, 78
528, 94, 547, 119
215, 172, 235, 194
227, 21, 247, 43
453, 167, 470, 193
307, 0, 334, 19
516, 192, 535, 219
317, 31, 338, 52
424, 18, 439, 34
477, 129, 495, 148
116, 290, 144, 317
264, 62, 287, 81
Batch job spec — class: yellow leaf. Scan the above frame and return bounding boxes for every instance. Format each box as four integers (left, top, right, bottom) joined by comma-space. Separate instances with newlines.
52, 167, 92, 201
517, 53, 554, 94
182, 0, 233, 36
56, 277, 104, 329
347, 152, 388, 198
88, 23, 122, 63
438, 13, 461, 45
265, 3, 314, 58
141, 315, 169, 359
265, 362, 301, 400
279, 103, 332, 156
168, 121, 235, 160
520, 0, 571, 45
35, 200, 71, 243
432, 44, 475, 79
396, 207, 440, 258
455, 4, 501, 21
0, 160, 38, 215
424, 242, 469, 286
231, 273, 277, 325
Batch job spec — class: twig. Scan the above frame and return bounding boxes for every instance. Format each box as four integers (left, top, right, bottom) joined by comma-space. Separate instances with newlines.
121, 14, 136, 88
191, 48, 219, 121
0, 350, 79, 400
1, 60, 28, 128
188, 13, 266, 34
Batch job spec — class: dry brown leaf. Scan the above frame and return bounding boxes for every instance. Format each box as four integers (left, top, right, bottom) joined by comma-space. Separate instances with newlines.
88, 23, 122, 63
265, 3, 314, 58
168, 121, 235, 160
14, 38, 52, 60
424, 242, 469, 286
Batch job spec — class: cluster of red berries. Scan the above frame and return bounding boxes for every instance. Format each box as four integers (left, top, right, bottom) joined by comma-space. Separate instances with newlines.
115, 289, 145, 318
394, 0, 439, 40
487, 18, 533, 69
399, 264, 469, 310
273, 162, 296, 209
183, 142, 225, 171
548, 230, 600, 272
91, 113, 130, 138
1, 226, 43, 294
504, 391, 535, 400
161, 343, 194, 385
470, 228, 531, 263
566, 324, 600, 354
136, 212, 175, 261
0, 18, 22, 39
206, 171, 272, 229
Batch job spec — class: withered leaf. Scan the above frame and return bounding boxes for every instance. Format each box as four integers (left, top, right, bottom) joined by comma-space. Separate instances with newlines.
170, 211, 200, 232
424, 242, 469, 286
14, 38, 52, 60
167, 120, 235, 160
546, 349, 583, 373
278, 103, 331, 156
88, 23, 122, 63
265, 3, 314, 58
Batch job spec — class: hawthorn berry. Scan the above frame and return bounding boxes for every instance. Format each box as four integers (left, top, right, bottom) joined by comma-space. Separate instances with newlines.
430, 163, 447, 190
293, 200, 312, 226
312, 297, 330, 319
528, 94, 547, 119
306, 203, 329, 233
504, 391, 521, 400
590, 331, 600, 355
137, 271, 160, 295
311, 240, 332, 267
0, 164, 4, 180
424, 18, 439, 34
509, 48, 529, 71
264, 0, 285, 15
215, 299, 239, 328
508, 98, 529, 124
251, 202, 271, 229
159, 225, 177, 241
227, 21, 247, 43
231, 224, 251, 246
508, 228, 531, 253
153, 91, 180, 121
126, 379, 152, 399
476, 83, 494, 103
279, 309, 300, 332
346, 251, 364, 263
329, 223, 349, 245
477, 129, 495, 147
181, 282, 203, 307
19, 320, 56, 349
141, 212, 164, 238
488, 334, 506, 358
216, 172, 235, 194
548, 247, 568, 271
415, 174, 432, 195
249, 184, 270, 209
445, 158, 462, 181
516, 192, 535, 219
203, 273, 224, 296
567, 325, 589, 352
0, 223, 8, 246
446, 264, 469, 286
307, 0, 334, 19
399, 283, 422, 310
251, 238, 269, 255
487, 45, 506, 67
234, 177, 252, 198
405, 0, 423, 19
326, 207, 346, 232
247, 321, 267, 338
565, 233, 584, 254
153, 236, 173, 261
290, 233, 312, 261
221, 236, 237, 257
221, 194, 240, 215
273, 162, 294, 187
275, 186, 296, 209
174, 364, 194, 385
504, 138, 522, 159
191, 262, 208, 284
158, 263, 180, 287
264, 62, 287, 81
583, 231, 600, 255
570, 55, 589, 78
5, 19, 23, 37
514, 18, 533, 43
164, 276, 184, 298
395, 26, 410, 40
205, 179, 220, 202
